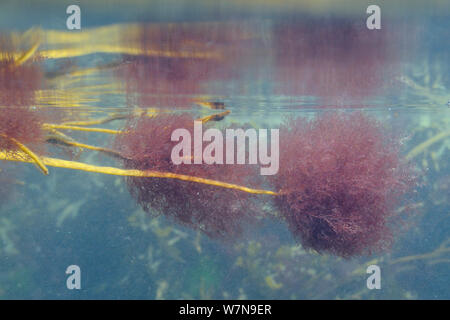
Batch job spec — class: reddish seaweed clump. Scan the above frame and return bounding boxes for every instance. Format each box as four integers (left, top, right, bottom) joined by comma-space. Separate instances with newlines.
0, 32, 43, 107
0, 106, 44, 152
0, 38, 44, 153
115, 114, 263, 239
271, 112, 416, 258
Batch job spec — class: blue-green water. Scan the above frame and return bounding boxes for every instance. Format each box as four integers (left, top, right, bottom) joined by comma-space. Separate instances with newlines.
0, 1, 449, 299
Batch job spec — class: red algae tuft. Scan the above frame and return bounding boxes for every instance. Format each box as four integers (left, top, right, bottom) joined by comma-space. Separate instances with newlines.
115, 114, 264, 239
270, 112, 416, 258
114, 111, 416, 252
